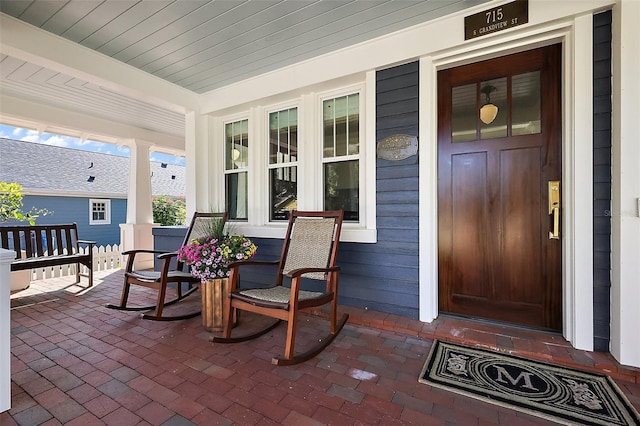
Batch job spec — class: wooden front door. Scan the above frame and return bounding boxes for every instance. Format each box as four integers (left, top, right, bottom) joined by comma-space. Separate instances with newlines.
437, 45, 562, 330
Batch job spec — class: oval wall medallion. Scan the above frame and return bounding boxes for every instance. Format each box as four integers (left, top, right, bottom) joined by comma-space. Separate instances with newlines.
376, 134, 418, 161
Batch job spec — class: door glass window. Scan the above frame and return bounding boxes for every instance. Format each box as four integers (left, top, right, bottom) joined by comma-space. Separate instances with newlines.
452, 73, 541, 142
452, 84, 476, 143
480, 77, 507, 140
512, 71, 541, 136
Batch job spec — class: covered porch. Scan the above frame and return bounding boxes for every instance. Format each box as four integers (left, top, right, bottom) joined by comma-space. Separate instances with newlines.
2, 0, 640, 421
3, 271, 639, 425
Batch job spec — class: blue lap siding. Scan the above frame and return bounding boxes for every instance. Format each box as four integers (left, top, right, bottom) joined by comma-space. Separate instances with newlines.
20, 195, 127, 247
592, 10, 612, 352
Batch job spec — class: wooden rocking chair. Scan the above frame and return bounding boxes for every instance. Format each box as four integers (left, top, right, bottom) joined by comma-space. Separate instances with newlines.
212, 210, 348, 365
106, 212, 227, 321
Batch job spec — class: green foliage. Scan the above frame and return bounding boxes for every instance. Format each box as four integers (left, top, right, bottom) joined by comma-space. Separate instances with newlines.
152, 195, 186, 226
195, 214, 227, 240
0, 181, 50, 225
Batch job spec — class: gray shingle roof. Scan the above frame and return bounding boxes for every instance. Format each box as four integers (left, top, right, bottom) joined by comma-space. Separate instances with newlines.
0, 138, 185, 197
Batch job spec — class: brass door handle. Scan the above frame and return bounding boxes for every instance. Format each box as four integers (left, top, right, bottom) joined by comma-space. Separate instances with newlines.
548, 181, 560, 240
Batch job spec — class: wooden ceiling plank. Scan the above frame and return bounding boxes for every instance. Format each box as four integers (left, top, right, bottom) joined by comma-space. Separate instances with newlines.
6, 61, 42, 81
12, 0, 67, 28
190, 0, 472, 92
116, 0, 241, 64
60, 1, 137, 43
0, 55, 24, 79
99, 1, 208, 58
172, 1, 403, 88
136, 0, 284, 73
41, 0, 103, 35
0, 1, 31, 17
26, 66, 58, 84
82, 1, 173, 50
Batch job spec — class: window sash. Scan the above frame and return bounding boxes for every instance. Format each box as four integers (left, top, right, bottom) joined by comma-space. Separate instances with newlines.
269, 108, 298, 165
321, 92, 361, 221
89, 199, 110, 225
226, 119, 249, 170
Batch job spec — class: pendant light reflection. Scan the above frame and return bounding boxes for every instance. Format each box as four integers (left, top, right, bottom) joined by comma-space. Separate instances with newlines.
480, 85, 498, 125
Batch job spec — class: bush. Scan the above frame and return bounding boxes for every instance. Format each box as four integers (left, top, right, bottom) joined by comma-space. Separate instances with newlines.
0, 181, 50, 225
152, 195, 186, 226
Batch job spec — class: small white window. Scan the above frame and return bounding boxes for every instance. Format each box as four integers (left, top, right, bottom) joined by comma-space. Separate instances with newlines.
89, 199, 111, 225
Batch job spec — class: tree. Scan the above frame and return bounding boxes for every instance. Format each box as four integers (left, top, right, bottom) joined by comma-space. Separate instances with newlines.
152, 195, 186, 226
0, 181, 50, 225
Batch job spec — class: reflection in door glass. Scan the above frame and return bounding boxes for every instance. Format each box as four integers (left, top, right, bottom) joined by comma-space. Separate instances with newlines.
512, 71, 541, 136
480, 77, 507, 140
452, 84, 476, 143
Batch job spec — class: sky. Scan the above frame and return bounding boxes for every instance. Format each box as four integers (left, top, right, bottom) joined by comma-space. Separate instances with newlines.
0, 123, 186, 166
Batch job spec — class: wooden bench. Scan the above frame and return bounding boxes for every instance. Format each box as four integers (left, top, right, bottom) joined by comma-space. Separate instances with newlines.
0, 223, 95, 287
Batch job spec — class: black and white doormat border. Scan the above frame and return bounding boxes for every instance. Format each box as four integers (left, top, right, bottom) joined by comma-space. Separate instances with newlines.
419, 340, 640, 426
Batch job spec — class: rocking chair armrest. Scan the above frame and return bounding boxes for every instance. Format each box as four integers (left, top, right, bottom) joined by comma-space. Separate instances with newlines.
122, 249, 167, 256
227, 259, 280, 269
286, 266, 341, 278
157, 251, 178, 260
76, 239, 96, 247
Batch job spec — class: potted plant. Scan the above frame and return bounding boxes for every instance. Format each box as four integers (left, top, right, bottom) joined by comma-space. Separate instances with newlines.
177, 233, 257, 281
177, 218, 257, 331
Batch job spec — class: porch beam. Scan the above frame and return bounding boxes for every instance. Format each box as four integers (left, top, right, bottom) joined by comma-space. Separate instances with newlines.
0, 13, 198, 114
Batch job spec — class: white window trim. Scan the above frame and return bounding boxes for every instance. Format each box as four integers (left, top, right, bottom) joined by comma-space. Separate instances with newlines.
218, 81, 376, 243
317, 89, 363, 223
315, 83, 375, 242
89, 198, 111, 225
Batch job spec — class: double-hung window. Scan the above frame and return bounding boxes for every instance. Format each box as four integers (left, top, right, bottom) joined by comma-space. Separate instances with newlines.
322, 93, 360, 221
89, 199, 111, 225
225, 119, 249, 220
268, 107, 298, 221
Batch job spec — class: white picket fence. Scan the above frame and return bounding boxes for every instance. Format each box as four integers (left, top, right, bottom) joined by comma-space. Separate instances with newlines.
30, 244, 124, 281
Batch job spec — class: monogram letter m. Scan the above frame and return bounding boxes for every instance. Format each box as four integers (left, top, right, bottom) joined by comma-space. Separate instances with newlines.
494, 366, 539, 391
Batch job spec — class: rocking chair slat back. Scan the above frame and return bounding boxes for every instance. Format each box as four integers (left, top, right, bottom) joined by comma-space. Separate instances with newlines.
282, 217, 337, 280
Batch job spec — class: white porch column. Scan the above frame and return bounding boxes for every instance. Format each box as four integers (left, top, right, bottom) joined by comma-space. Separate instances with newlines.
0, 249, 14, 412
185, 111, 214, 216
611, 0, 640, 368
119, 139, 157, 270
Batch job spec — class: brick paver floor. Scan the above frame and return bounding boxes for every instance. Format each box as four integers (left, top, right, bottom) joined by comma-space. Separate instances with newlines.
2, 270, 639, 425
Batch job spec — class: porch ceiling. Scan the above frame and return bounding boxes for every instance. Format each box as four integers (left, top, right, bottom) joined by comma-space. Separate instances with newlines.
0, 0, 488, 144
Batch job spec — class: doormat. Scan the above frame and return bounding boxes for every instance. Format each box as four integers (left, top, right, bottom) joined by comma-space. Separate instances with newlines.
419, 340, 640, 426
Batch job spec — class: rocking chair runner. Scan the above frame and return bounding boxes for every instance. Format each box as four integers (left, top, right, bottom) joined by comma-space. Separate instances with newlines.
212, 210, 348, 365
106, 212, 227, 321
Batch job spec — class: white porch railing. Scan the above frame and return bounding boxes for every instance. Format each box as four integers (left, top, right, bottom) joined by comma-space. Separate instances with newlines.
30, 244, 123, 281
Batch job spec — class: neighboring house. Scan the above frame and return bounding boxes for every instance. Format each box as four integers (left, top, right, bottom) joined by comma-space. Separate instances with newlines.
0, 138, 185, 246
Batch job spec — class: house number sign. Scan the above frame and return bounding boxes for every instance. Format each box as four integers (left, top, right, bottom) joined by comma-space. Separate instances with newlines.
464, 0, 528, 40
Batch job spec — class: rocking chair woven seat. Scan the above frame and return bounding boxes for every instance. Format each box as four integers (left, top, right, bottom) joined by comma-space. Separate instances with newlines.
212, 210, 347, 365
106, 212, 227, 321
